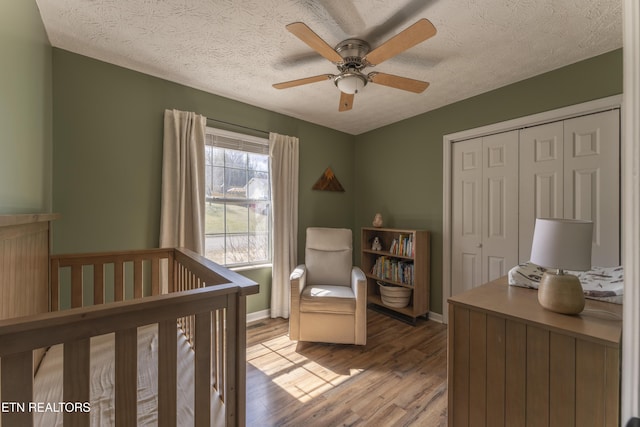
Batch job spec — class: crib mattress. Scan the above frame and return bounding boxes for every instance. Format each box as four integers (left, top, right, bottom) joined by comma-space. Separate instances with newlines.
33, 324, 195, 426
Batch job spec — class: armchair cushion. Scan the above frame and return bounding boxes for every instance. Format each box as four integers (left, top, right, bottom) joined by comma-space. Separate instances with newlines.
306, 253, 351, 286
300, 284, 356, 315
305, 227, 353, 286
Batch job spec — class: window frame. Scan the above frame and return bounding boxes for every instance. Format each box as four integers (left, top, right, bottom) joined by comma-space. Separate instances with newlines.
204, 127, 271, 268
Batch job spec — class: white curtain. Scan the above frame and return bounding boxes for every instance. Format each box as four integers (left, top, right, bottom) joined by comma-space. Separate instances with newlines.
159, 109, 206, 254
270, 132, 299, 318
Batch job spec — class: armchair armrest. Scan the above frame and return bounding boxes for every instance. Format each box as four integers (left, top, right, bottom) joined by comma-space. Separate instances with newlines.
351, 266, 367, 345
351, 266, 366, 296
289, 264, 307, 340
290, 264, 307, 296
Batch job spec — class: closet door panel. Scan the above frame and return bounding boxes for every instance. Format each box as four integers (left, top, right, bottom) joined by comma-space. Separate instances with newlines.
452, 138, 483, 295
519, 122, 564, 262
482, 131, 519, 282
564, 110, 620, 266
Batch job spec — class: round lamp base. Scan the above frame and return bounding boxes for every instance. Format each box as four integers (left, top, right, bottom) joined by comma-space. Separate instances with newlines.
537, 272, 585, 315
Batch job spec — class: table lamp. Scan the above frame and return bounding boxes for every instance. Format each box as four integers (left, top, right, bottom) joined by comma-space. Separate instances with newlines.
529, 218, 593, 315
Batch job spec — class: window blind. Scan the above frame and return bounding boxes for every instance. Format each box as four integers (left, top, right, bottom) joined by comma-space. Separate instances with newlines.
206, 127, 269, 155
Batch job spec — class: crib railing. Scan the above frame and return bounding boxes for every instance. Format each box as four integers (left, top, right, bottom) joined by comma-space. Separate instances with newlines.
0, 248, 257, 427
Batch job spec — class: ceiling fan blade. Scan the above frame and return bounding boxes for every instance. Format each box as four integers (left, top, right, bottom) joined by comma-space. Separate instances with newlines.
286, 22, 343, 63
273, 74, 333, 89
369, 72, 429, 93
339, 92, 354, 111
364, 18, 437, 66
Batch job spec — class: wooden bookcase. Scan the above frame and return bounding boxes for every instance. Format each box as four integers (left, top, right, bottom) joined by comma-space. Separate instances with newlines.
361, 227, 430, 323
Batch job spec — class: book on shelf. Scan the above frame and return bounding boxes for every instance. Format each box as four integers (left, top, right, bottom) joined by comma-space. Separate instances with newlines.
389, 238, 398, 254
370, 255, 414, 286
388, 234, 414, 257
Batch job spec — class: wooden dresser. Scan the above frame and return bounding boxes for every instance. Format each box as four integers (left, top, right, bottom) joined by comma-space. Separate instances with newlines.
447, 277, 622, 427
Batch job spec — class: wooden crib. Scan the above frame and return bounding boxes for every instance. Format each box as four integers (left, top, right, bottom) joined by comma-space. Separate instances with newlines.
0, 214, 258, 426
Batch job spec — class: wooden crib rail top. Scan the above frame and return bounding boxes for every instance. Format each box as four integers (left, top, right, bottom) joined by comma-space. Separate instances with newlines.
50, 247, 258, 296
0, 281, 239, 357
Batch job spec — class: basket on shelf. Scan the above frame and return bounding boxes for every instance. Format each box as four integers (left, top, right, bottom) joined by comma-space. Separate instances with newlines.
377, 281, 411, 308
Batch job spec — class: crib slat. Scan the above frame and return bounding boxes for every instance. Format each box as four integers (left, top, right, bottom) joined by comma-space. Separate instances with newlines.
51, 259, 60, 311
151, 258, 160, 296
195, 311, 212, 425
158, 319, 177, 427
71, 264, 83, 308
168, 257, 175, 293
63, 338, 90, 426
177, 264, 184, 292
94, 263, 104, 305
212, 310, 219, 391
217, 309, 225, 398
226, 293, 239, 426
1, 351, 33, 427
231, 291, 247, 427
134, 259, 143, 298
115, 328, 137, 426
114, 261, 124, 301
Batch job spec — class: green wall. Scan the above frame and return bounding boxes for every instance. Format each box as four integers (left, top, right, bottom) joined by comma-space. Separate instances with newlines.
52, 49, 355, 313
0, 1, 52, 213
355, 49, 623, 315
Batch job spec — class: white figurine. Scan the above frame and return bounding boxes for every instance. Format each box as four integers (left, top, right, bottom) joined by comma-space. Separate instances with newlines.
372, 213, 383, 228
371, 237, 382, 251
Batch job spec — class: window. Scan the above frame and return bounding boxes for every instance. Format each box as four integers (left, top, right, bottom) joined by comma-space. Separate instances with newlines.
204, 127, 271, 267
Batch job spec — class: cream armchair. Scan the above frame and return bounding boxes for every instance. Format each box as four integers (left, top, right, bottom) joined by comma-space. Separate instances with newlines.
289, 227, 367, 345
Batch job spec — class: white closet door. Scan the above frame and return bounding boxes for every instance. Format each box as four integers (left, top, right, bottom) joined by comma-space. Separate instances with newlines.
482, 130, 519, 282
564, 110, 620, 266
519, 121, 564, 262
452, 138, 483, 295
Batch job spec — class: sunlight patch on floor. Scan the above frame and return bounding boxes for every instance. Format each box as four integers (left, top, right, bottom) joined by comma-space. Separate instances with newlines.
248, 335, 364, 403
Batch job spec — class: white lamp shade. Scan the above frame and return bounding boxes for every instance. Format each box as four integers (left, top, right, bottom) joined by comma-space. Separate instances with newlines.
530, 218, 593, 271
336, 75, 365, 94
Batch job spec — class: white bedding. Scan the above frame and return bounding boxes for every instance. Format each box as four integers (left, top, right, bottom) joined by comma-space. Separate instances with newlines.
33, 324, 195, 426
508, 262, 624, 304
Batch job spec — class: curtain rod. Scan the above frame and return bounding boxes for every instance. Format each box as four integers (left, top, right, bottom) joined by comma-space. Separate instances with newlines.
206, 117, 269, 136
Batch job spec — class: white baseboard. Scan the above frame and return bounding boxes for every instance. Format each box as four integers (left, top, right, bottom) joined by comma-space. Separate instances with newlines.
247, 309, 271, 323
428, 312, 444, 323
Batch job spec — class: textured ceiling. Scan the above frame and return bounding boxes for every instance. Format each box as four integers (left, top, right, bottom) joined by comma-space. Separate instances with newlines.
35, 0, 622, 135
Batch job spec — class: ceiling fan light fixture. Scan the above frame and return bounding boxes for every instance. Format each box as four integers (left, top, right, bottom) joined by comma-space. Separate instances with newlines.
334, 72, 367, 94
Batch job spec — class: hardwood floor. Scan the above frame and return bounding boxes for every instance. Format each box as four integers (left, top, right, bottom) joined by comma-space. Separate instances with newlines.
246, 309, 448, 426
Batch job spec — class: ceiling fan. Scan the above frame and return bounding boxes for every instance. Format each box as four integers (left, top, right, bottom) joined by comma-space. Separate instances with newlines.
273, 18, 437, 112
